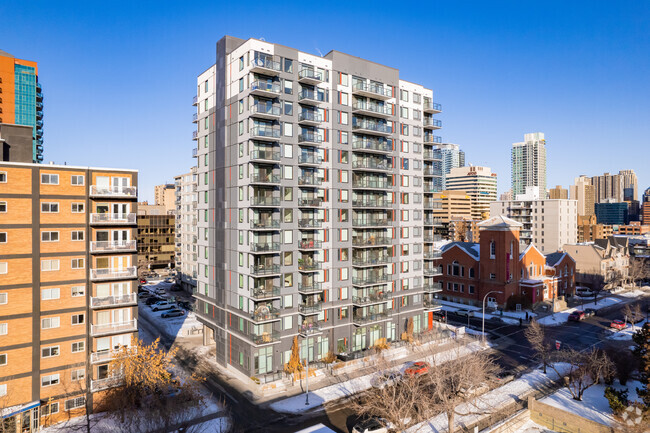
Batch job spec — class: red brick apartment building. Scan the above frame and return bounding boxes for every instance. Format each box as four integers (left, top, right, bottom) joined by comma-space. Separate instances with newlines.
435, 215, 575, 308
0, 162, 138, 431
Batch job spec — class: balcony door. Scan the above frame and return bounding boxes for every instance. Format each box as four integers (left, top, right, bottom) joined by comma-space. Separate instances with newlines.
111, 256, 129, 270
112, 308, 131, 323
113, 203, 128, 217
112, 282, 129, 297
113, 229, 129, 242
112, 334, 131, 349
96, 283, 111, 298
112, 177, 130, 188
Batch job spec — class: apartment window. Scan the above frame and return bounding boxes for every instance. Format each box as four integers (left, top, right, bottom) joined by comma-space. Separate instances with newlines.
71, 203, 85, 213
489, 273, 496, 280
0, 233, 5, 243
71, 369, 85, 381
0, 354, 6, 366
41, 288, 60, 300
284, 80, 293, 95
284, 101, 293, 116
239, 78, 244, 92
0, 263, 6, 274
41, 317, 60, 329
400, 89, 409, 101
402, 124, 409, 135
71, 230, 84, 241
42, 402, 59, 416
340, 112, 349, 125
41, 346, 60, 358
0, 323, 6, 335
0, 172, 6, 183
71, 341, 85, 353
340, 131, 348, 144
41, 231, 59, 242
41, 260, 60, 271
41, 202, 59, 213
283, 294, 293, 309
413, 109, 421, 120
469, 285, 475, 294
65, 397, 85, 411
413, 93, 421, 104
239, 56, 244, 70
284, 123, 293, 137
71, 314, 85, 325
489, 241, 496, 259
0, 202, 5, 212
42, 374, 60, 387
71, 175, 84, 185
469, 268, 475, 278
41, 174, 59, 185
340, 92, 349, 105
71, 259, 84, 269
400, 107, 408, 118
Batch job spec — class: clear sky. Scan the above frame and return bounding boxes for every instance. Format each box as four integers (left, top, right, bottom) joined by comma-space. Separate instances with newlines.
1, 0, 648, 202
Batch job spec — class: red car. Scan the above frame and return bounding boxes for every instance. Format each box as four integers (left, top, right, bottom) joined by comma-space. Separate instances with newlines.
567, 311, 585, 322
139, 278, 147, 284
405, 361, 430, 376
610, 320, 626, 330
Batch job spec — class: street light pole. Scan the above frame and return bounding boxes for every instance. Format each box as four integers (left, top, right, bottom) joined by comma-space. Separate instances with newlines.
482, 290, 503, 345
305, 356, 309, 406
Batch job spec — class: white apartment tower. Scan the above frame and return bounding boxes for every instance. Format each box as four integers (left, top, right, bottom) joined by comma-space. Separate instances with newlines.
511, 132, 547, 198
174, 167, 198, 292
445, 165, 497, 220
192, 36, 444, 380
434, 143, 464, 188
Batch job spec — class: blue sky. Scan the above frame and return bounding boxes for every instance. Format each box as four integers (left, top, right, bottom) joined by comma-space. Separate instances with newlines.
1, 0, 648, 202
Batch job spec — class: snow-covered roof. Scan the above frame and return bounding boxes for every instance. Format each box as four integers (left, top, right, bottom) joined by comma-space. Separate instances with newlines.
441, 241, 480, 260
477, 215, 523, 230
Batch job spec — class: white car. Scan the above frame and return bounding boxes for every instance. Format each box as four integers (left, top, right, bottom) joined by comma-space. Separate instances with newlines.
455, 309, 475, 317
371, 371, 402, 389
151, 301, 175, 312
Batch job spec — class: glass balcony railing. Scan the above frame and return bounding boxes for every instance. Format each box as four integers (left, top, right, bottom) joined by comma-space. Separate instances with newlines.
298, 111, 323, 123
352, 237, 392, 247
352, 198, 392, 208
424, 266, 443, 276
352, 179, 391, 189
353, 311, 391, 325
298, 132, 323, 144
352, 274, 390, 285
299, 90, 328, 103
250, 126, 281, 139
251, 149, 281, 161
352, 256, 391, 266
298, 260, 322, 271
298, 219, 322, 228
424, 118, 442, 128
250, 242, 281, 252
298, 282, 322, 293
352, 159, 393, 171
251, 330, 281, 344
298, 302, 323, 314
250, 219, 281, 229
251, 196, 281, 206
423, 282, 443, 292
298, 69, 323, 82
251, 172, 281, 184
251, 103, 281, 117
298, 321, 322, 335
423, 101, 442, 112
424, 251, 443, 259
352, 218, 390, 227
352, 82, 392, 99
352, 102, 392, 116
250, 264, 281, 275
298, 239, 322, 249
352, 120, 392, 134
250, 306, 281, 322
424, 134, 442, 144
298, 197, 322, 207
424, 298, 442, 310
298, 175, 322, 186
352, 137, 393, 153
251, 286, 281, 300
298, 154, 323, 165
352, 292, 390, 305
251, 57, 281, 72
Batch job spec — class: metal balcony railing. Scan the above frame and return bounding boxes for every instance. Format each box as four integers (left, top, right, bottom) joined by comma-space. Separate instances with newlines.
298, 282, 322, 293
90, 293, 137, 309
90, 267, 137, 281
251, 287, 281, 300
91, 376, 124, 393
89, 240, 137, 253
353, 311, 391, 325
90, 185, 137, 197
90, 319, 137, 337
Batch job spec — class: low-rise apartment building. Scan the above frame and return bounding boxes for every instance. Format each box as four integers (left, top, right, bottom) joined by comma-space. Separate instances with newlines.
136, 204, 175, 271
0, 161, 138, 430
563, 236, 629, 287
577, 214, 613, 243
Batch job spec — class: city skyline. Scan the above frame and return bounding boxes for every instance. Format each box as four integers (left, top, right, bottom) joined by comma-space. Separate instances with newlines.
1, 0, 648, 202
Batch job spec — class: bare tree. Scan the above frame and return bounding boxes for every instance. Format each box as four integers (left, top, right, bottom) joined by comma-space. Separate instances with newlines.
580, 272, 606, 304
525, 319, 552, 374
549, 347, 615, 401
622, 304, 644, 330
628, 258, 650, 287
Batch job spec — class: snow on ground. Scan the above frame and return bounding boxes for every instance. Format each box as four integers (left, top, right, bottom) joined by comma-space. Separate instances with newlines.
606, 320, 647, 341
404, 364, 573, 433
540, 380, 641, 426
512, 418, 557, 433
618, 288, 648, 298
270, 341, 485, 414
138, 282, 202, 340
172, 416, 230, 433
536, 296, 624, 326
439, 300, 532, 325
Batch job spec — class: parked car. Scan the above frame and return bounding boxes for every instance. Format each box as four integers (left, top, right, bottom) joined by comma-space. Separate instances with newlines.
432, 311, 446, 322
610, 320, 626, 330
404, 361, 430, 376
155, 287, 167, 295
138, 292, 153, 299
151, 301, 175, 312
455, 309, 475, 318
161, 308, 185, 318
575, 286, 594, 297
145, 297, 164, 306
584, 308, 596, 317
139, 278, 147, 284
567, 311, 585, 322
371, 371, 402, 389
164, 277, 174, 283
352, 417, 388, 433
177, 301, 194, 311
170, 284, 183, 292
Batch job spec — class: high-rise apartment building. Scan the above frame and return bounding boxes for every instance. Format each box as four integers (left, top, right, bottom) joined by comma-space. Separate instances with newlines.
154, 183, 176, 213
0, 50, 44, 163
445, 166, 497, 220
0, 161, 138, 429
192, 36, 444, 379
434, 143, 464, 188
511, 132, 546, 198
642, 187, 650, 225
570, 175, 595, 217
548, 185, 568, 200
490, 187, 577, 254
590, 170, 638, 203
174, 167, 198, 292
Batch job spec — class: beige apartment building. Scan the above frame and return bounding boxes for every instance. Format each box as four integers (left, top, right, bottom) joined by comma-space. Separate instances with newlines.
577, 214, 612, 242
432, 190, 473, 223
570, 176, 595, 217
548, 185, 568, 200
445, 166, 497, 220
153, 184, 175, 213
563, 237, 629, 286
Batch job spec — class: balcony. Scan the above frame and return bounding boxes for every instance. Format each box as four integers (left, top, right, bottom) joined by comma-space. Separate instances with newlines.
251, 103, 281, 119
298, 197, 322, 207
298, 132, 323, 145
192, 113, 198, 123
250, 219, 281, 230
298, 68, 323, 84
91, 376, 124, 393
298, 111, 323, 125
251, 242, 281, 253
352, 101, 392, 118
192, 130, 198, 140
90, 267, 137, 281
424, 134, 442, 144
424, 266, 443, 276
91, 319, 137, 337
298, 282, 323, 294
352, 120, 392, 136
352, 159, 393, 171
352, 274, 390, 286
352, 237, 392, 247
299, 322, 322, 336
90, 185, 137, 198
192, 148, 198, 158
352, 292, 390, 306
192, 95, 198, 106
298, 260, 322, 272
424, 118, 442, 130
251, 172, 281, 185
298, 239, 322, 250
424, 217, 444, 226
250, 264, 281, 276
298, 154, 323, 165
352, 179, 391, 189
251, 330, 281, 345
251, 196, 281, 207
251, 286, 281, 300
423, 283, 443, 293
251, 57, 282, 75
250, 126, 281, 140
352, 198, 392, 208
251, 149, 281, 162
353, 311, 391, 326
298, 218, 322, 228
90, 240, 137, 254
298, 302, 322, 315
352, 218, 390, 227
90, 350, 121, 364
90, 293, 137, 309
298, 175, 322, 186
250, 80, 282, 97
352, 255, 391, 266
250, 306, 281, 322
352, 137, 393, 154
424, 298, 442, 310
424, 251, 443, 259
423, 101, 442, 113
299, 89, 328, 105
423, 235, 442, 242
352, 82, 392, 100
423, 166, 442, 176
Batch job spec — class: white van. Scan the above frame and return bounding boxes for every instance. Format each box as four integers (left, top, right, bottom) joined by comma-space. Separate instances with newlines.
575, 286, 594, 297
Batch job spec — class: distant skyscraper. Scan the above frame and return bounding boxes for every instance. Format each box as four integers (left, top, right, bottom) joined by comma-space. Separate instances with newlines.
445, 165, 497, 220
548, 185, 568, 200
435, 143, 465, 188
154, 183, 176, 213
0, 49, 44, 162
590, 170, 637, 203
511, 132, 547, 198
570, 175, 596, 217
642, 187, 650, 225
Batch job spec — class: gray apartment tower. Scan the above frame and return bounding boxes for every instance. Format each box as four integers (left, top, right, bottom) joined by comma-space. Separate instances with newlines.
192, 36, 444, 379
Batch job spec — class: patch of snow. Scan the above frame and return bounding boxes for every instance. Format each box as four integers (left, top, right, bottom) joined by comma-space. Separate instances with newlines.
540, 380, 642, 426
618, 289, 646, 298
294, 423, 339, 433
537, 297, 623, 326
512, 418, 556, 433
606, 320, 647, 341
172, 416, 230, 433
